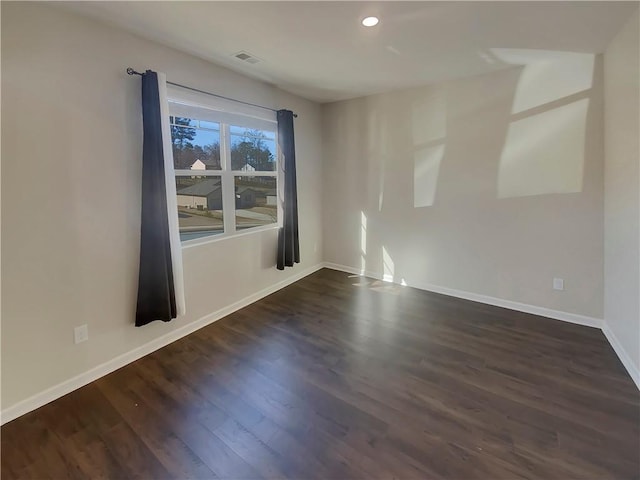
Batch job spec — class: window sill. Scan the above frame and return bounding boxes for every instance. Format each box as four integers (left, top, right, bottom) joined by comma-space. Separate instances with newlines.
180, 223, 280, 250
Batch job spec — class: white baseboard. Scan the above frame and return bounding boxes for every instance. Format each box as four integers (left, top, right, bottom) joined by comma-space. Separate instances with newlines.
602, 323, 640, 389
323, 262, 602, 328
323, 262, 374, 279
0, 263, 324, 426
414, 282, 602, 328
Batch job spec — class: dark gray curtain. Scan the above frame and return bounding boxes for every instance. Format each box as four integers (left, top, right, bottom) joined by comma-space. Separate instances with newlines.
277, 109, 300, 270
135, 70, 176, 326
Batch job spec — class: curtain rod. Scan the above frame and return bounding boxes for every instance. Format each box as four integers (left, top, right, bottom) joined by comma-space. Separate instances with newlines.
126, 68, 297, 118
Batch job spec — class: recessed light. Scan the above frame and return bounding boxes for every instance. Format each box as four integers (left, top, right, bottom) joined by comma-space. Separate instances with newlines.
362, 16, 379, 27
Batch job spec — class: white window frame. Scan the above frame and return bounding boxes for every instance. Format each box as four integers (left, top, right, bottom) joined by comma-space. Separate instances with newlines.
167, 88, 282, 249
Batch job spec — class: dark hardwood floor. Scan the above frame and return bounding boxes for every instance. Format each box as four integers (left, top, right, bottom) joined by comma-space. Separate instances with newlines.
2, 268, 639, 479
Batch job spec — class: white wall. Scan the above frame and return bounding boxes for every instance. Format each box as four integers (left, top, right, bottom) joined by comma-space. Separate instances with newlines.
322, 52, 605, 320
604, 9, 640, 384
1, 2, 323, 412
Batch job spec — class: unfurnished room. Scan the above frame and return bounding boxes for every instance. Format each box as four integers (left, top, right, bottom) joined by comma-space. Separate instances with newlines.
1, 1, 639, 479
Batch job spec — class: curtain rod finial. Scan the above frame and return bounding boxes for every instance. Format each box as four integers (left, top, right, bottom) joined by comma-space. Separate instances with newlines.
127, 67, 142, 76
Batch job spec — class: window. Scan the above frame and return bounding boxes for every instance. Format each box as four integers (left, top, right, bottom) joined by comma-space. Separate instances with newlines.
168, 98, 279, 244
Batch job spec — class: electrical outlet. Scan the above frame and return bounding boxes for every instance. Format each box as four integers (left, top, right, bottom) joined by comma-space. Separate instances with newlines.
553, 278, 564, 291
74, 324, 89, 344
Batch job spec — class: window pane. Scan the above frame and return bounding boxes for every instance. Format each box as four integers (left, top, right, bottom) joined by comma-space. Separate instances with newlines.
234, 176, 277, 231
170, 116, 221, 171
176, 176, 224, 241
230, 127, 277, 172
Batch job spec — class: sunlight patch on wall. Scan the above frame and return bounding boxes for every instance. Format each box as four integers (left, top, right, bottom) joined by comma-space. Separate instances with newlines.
367, 110, 388, 212
498, 98, 588, 199
360, 211, 367, 274
412, 89, 447, 145
382, 246, 395, 282
490, 49, 595, 114
414, 144, 445, 207
411, 87, 447, 208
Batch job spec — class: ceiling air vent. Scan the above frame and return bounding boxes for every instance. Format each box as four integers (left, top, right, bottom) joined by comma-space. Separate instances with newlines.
233, 51, 261, 64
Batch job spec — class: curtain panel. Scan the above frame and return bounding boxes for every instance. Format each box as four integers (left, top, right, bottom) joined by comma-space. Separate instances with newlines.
276, 109, 300, 270
135, 70, 186, 326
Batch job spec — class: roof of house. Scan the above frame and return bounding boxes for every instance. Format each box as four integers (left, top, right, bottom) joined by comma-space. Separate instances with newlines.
190, 158, 219, 168
237, 186, 259, 196
177, 178, 221, 197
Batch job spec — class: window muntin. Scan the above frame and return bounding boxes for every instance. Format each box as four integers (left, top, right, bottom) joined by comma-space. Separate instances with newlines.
169, 106, 278, 244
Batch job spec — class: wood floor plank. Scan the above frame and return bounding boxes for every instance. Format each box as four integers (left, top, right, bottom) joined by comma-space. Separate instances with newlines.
95, 380, 219, 479
2, 268, 638, 479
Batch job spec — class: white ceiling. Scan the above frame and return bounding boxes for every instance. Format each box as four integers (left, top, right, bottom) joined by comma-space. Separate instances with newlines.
58, 1, 638, 103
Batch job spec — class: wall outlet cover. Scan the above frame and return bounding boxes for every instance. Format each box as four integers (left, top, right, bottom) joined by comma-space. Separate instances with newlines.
74, 325, 89, 344
553, 278, 564, 291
